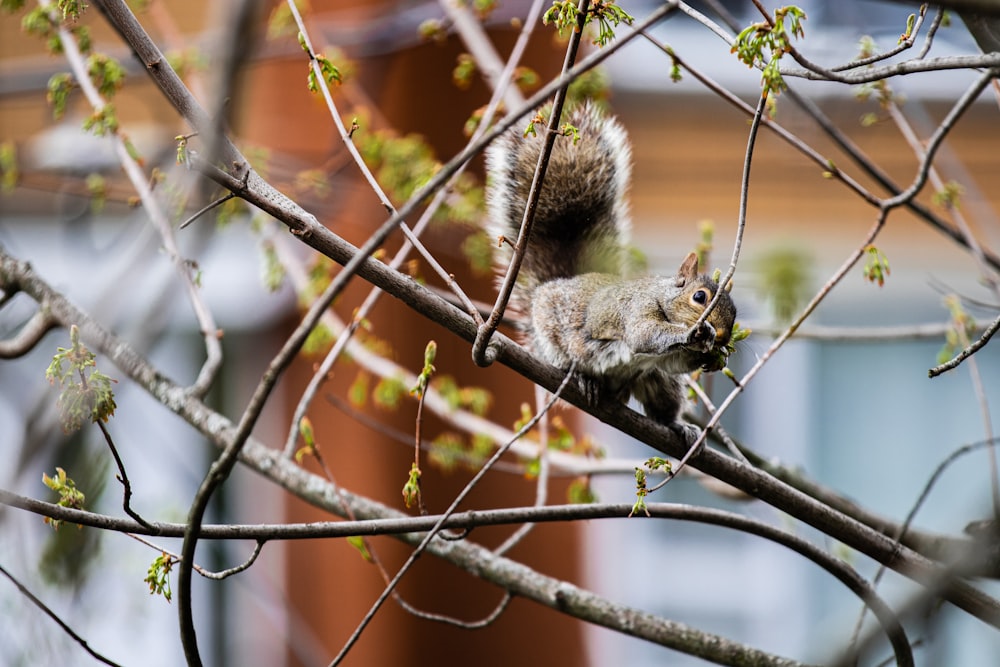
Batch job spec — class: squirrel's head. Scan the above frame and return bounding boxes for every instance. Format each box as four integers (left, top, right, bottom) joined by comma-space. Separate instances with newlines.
672, 252, 737, 349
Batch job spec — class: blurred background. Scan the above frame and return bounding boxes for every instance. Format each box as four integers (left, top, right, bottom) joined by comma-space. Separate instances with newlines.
1, 1, 999, 665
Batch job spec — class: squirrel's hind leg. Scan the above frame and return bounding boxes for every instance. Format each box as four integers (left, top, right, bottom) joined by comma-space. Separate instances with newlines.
631, 370, 703, 449
570, 371, 633, 415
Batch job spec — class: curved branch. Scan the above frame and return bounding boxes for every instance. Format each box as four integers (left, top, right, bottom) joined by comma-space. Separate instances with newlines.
1, 490, 912, 666
0, 308, 56, 358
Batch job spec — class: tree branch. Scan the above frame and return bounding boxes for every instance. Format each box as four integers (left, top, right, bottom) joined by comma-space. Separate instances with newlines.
0, 489, 913, 666
4, 227, 1000, 630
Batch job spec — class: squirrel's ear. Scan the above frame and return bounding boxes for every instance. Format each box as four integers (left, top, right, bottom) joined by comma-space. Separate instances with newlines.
676, 252, 700, 285
724, 279, 733, 293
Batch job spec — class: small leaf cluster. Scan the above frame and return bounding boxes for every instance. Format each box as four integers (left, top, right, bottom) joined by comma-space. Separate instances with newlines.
629, 458, 671, 517
754, 244, 813, 323
86, 53, 126, 98
293, 416, 317, 464
567, 476, 597, 504
428, 432, 493, 472
401, 462, 422, 509
46, 73, 74, 119
586, 1, 634, 46
560, 122, 581, 145
862, 245, 890, 287
352, 118, 484, 225
411, 340, 437, 398
463, 0, 498, 19
259, 240, 286, 292
41, 467, 85, 529
302, 323, 336, 356
936, 295, 975, 365
373, 375, 408, 410
346, 535, 373, 562
0, 141, 18, 192
298, 32, 343, 93
144, 552, 175, 602
543, 1, 634, 47
418, 18, 448, 43
83, 104, 118, 137
435, 376, 492, 416
307, 54, 342, 92
703, 321, 751, 373
932, 180, 964, 209
453, 53, 476, 90
45, 325, 117, 432
732, 5, 806, 94
629, 466, 650, 517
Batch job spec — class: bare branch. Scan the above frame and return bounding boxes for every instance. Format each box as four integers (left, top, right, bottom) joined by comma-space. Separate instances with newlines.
0, 488, 914, 666
0, 308, 57, 359
929, 311, 1000, 377
95, 419, 151, 530
782, 53, 1000, 83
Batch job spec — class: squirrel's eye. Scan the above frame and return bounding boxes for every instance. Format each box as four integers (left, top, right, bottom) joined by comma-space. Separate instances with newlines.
692, 289, 709, 305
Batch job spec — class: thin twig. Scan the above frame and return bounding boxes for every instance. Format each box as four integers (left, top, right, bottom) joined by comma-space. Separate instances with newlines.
493, 383, 552, 556
178, 191, 237, 230
49, 0, 222, 397
671, 89, 769, 479
329, 362, 579, 666
94, 420, 152, 530
830, 5, 929, 72
0, 563, 122, 667
127, 533, 265, 580
471, 0, 597, 367
929, 312, 1000, 377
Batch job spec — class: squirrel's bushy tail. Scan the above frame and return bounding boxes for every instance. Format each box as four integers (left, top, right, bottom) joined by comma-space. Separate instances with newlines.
486, 103, 632, 312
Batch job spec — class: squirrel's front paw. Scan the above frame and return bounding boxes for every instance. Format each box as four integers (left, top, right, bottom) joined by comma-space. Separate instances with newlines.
685, 322, 716, 352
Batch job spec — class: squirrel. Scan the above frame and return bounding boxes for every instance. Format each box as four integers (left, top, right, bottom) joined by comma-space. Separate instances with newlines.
485, 103, 737, 438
